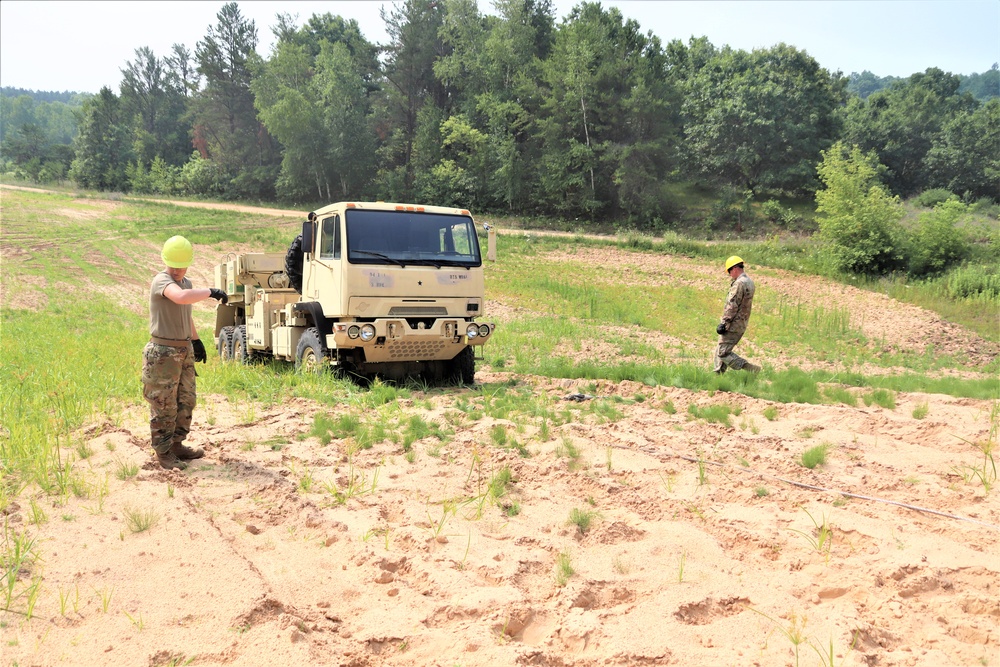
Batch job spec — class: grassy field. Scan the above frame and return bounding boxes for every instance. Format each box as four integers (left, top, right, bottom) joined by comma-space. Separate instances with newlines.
1, 188, 998, 663
1, 187, 997, 501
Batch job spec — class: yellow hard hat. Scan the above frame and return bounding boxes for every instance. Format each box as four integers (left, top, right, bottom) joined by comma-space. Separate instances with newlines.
162, 236, 193, 268
725, 255, 744, 272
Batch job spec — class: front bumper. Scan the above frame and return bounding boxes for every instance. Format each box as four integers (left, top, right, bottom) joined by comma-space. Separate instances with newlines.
327, 319, 495, 363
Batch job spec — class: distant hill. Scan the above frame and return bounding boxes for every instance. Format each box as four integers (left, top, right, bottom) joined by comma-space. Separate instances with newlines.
848, 65, 999, 100
958, 66, 1000, 100
0, 87, 91, 105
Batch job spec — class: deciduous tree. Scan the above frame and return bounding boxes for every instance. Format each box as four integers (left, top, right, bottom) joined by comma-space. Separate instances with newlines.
841, 68, 977, 197
683, 43, 845, 195
925, 98, 1000, 201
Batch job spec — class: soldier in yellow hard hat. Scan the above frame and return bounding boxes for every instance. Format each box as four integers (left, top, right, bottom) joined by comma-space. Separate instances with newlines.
142, 236, 229, 470
713, 256, 761, 374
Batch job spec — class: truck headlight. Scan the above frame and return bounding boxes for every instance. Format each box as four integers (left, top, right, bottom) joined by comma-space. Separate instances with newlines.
360, 324, 376, 341
466, 323, 480, 338
478, 324, 491, 337
347, 325, 360, 339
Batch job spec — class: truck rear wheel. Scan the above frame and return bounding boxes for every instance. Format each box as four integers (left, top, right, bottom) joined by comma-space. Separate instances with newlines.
296, 327, 328, 373
285, 234, 304, 294
217, 326, 234, 361
233, 325, 255, 364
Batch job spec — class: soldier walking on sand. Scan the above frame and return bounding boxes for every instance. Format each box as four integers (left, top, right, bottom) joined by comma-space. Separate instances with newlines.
143, 236, 228, 470
713, 255, 761, 374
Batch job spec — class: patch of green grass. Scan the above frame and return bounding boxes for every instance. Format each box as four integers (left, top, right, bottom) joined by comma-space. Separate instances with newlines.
567, 507, 599, 534
822, 385, 857, 407
687, 402, 741, 427
555, 437, 583, 470
122, 505, 160, 533
555, 550, 574, 586
762, 405, 779, 421
488, 467, 513, 501
800, 443, 831, 469
912, 402, 929, 419
490, 424, 508, 447
115, 458, 140, 481
863, 388, 897, 409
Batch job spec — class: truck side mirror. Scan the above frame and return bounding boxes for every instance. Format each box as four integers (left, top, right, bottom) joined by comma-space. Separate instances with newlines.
302, 220, 315, 255
485, 223, 497, 262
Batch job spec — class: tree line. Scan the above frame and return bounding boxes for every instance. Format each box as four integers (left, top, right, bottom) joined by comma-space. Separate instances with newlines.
2, 0, 998, 227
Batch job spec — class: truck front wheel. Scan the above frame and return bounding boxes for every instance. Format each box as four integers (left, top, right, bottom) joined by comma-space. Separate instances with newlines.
450, 346, 475, 385
296, 327, 328, 373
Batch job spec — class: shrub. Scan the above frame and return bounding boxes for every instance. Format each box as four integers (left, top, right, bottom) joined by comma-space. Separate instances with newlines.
816, 142, 905, 275
946, 264, 1000, 299
761, 199, 805, 229
969, 197, 1000, 218
907, 200, 972, 277
179, 151, 224, 196
914, 188, 956, 208
706, 186, 757, 234
761, 199, 786, 222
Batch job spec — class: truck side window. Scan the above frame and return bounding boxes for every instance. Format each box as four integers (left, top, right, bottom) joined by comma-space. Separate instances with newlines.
320, 216, 338, 260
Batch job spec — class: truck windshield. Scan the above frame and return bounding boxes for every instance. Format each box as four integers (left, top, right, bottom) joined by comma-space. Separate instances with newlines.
345, 209, 482, 268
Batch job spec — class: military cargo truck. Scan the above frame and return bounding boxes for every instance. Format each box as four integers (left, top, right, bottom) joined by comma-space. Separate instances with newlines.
213, 201, 495, 384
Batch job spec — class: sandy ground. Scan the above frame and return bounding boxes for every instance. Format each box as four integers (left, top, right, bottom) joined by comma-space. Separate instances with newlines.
2, 374, 997, 667
2, 190, 999, 666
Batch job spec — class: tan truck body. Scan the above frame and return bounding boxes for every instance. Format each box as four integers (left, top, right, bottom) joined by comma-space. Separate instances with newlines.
213, 202, 495, 383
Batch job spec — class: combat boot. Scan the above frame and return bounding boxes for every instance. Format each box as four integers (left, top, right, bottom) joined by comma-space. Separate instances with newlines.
742, 362, 762, 373
171, 442, 205, 460
156, 451, 188, 470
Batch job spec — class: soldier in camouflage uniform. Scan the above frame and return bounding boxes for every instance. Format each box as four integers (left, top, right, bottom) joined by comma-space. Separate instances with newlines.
143, 236, 228, 470
714, 256, 761, 374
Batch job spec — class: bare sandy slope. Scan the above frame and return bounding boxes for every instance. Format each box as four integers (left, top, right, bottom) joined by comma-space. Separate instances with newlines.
4, 372, 998, 667
2, 190, 998, 666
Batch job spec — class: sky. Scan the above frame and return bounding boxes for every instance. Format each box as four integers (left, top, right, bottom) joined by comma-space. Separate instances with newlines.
1, 0, 998, 94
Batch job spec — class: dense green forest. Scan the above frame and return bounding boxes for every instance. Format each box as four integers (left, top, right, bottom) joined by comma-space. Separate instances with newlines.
1, 1, 998, 230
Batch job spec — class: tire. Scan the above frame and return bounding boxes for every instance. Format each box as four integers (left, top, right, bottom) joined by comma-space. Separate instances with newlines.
295, 327, 328, 373
285, 234, 304, 294
450, 345, 475, 385
217, 326, 234, 361
232, 325, 255, 364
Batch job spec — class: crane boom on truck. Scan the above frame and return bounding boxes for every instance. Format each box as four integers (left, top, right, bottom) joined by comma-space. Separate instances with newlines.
212, 201, 496, 384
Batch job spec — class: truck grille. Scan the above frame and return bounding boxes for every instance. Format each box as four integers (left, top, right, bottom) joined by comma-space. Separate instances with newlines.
388, 341, 447, 358
388, 306, 448, 316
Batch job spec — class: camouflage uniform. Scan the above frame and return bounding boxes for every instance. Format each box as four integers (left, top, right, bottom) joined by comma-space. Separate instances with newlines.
713, 271, 755, 373
143, 272, 196, 455
142, 343, 196, 454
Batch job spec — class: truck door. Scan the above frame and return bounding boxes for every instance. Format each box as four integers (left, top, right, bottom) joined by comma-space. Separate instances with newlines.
311, 214, 344, 318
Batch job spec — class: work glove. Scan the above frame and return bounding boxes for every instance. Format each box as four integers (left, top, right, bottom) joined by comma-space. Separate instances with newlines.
716, 322, 727, 335
192, 338, 208, 363
208, 287, 228, 305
